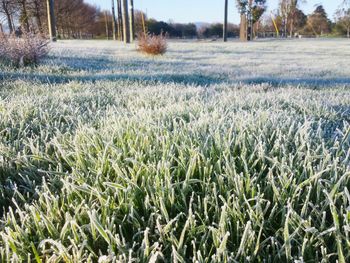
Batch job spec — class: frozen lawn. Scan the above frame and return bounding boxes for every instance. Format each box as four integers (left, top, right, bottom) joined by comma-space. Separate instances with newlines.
0, 39, 349, 262
1, 39, 350, 85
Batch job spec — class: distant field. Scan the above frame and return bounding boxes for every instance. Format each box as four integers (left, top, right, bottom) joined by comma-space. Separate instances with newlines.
0, 40, 349, 262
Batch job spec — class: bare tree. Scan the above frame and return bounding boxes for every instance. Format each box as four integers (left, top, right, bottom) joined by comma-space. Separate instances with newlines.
28, 0, 44, 33
0, 0, 16, 33
336, 1, 350, 38
17, 0, 30, 31
0, 0, 131, 39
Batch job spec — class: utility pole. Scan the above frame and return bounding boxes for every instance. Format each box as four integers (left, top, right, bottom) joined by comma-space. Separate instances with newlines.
117, 0, 123, 41
223, 0, 228, 42
247, 0, 253, 41
112, 0, 118, 40
129, 0, 135, 42
105, 11, 109, 40
47, 0, 57, 42
122, 0, 130, 43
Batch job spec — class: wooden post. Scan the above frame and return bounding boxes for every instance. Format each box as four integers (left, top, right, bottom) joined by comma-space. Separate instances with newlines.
47, 0, 57, 42
105, 11, 109, 40
223, 0, 228, 42
141, 11, 147, 35
129, 0, 135, 42
112, 0, 118, 40
122, 0, 130, 43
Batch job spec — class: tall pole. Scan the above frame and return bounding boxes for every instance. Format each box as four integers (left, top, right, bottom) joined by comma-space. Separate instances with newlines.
112, 0, 118, 40
47, 0, 57, 42
122, 0, 130, 43
117, 0, 123, 41
223, 0, 228, 42
141, 11, 147, 35
105, 11, 109, 40
129, 0, 135, 42
247, 0, 253, 41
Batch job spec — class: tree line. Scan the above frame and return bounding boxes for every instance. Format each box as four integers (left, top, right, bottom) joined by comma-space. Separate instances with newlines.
235, 0, 350, 40
0, 0, 349, 41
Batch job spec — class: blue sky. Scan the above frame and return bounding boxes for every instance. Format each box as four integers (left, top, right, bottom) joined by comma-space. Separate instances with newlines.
87, 0, 343, 23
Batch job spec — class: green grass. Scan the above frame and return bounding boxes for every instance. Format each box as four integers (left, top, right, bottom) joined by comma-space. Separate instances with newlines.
0, 40, 350, 262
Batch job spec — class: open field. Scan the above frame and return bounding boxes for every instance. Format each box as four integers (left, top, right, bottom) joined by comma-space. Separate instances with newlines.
0, 39, 350, 262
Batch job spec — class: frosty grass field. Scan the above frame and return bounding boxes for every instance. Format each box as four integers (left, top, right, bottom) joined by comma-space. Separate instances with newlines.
0, 39, 350, 262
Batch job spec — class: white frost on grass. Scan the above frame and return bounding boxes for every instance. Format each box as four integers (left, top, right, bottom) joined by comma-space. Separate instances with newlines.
1, 39, 349, 86
0, 39, 349, 262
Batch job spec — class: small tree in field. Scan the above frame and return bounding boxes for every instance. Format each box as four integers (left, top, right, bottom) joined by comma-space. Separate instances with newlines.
236, 0, 267, 41
306, 5, 331, 36
335, 4, 350, 38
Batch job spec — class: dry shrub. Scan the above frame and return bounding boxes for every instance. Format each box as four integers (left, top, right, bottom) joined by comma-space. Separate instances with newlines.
137, 33, 167, 55
0, 32, 49, 67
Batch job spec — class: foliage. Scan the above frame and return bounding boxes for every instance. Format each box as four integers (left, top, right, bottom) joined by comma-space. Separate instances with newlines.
137, 32, 167, 55
236, 0, 267, 22
147, 19, 198, 38
198, 23, 239, 38
0, 32, 49, 67
147, 19, 179, 37
303, 5, 331, 36
171, 23, 197, 38
335, 6, 350, 37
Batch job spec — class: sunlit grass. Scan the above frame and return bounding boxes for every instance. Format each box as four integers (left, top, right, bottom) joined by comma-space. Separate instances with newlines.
0, 40, 349, 262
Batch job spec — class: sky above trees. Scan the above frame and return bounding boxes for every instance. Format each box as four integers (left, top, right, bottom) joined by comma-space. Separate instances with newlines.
87, 0, 342, 23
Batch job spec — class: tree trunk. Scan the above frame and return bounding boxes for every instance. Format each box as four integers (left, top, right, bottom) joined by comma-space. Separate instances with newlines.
34, 1, 43, 33
223, 0, 228, 42
284, 19, 287, 38
240, 14, 247, 41
348, 27, 350, 38
20, 0, 30, 32
129, 0, 135, 42
47, 0, 57, 41
5, 11, 14, 33
290, 18, 294, 38
117, 0, 123, 41
122, 0, 130, 43
111, 0, 117, 40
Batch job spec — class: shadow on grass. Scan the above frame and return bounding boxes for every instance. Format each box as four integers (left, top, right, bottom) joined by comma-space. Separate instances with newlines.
1, 58, 350, 87
0, 71, 226, 86
240, 77, 350, 87
0, 162, 62, 217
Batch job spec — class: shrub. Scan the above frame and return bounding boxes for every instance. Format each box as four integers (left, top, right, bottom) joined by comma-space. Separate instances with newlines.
137, 33, 167, 55
0, 32, 49, 67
